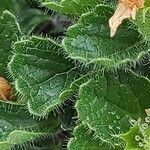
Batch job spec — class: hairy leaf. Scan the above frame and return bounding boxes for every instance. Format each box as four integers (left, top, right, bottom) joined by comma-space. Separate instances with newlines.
19, 8, 50, 35
0, 0, 27, 15
68, 124, 109, 150
135, 6, 150, 38
0, 11, 21, 78
0, 101, 60, 149
1, 0, 51, 36
9, 36, 80, 116
42, 0, 102, 15
63, 5, 149, 68
76, 70, 150, 147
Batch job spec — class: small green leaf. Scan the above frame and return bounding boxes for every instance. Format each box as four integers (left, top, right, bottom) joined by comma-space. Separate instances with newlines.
0, 101, 60, 150
0, 0, 51, 36
9, 36, 80, 116
0, 11, 21, 78
42, 0, 103, 15
122, 125, 144, 150
76, 70, 150, 147
133, 0, 150, 38
0, 0, 27, 15
118, 70, 150, 111
122, 117, 150, 150
68, 124, 109, 150
63, 5, 148, 68
135, 7, 150, 38
19, 8, 50, 35
0, 130, 45, 149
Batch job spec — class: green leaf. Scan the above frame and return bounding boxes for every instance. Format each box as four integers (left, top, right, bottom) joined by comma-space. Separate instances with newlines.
0, 0, 51, 36
135, 6, 150, 38
0, 101, 60, 150
0, 0, 27, 15
68, 124, 110, 150
76, 70, 150, 147
118, 70, 150, 111
19, 8, 50, 35
0, 131, 45, 149
133, 50, 150, 80
122, 117, 150, 150
133, 0, 150, 38
63, 5, 149, 68
0, 11, 21, 78
8, 36, 80, 116
42, 0, 103, 15
122, 125, 144, 150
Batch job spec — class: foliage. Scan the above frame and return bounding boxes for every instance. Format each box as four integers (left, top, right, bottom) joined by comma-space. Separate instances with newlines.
0, 0, 150, 149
